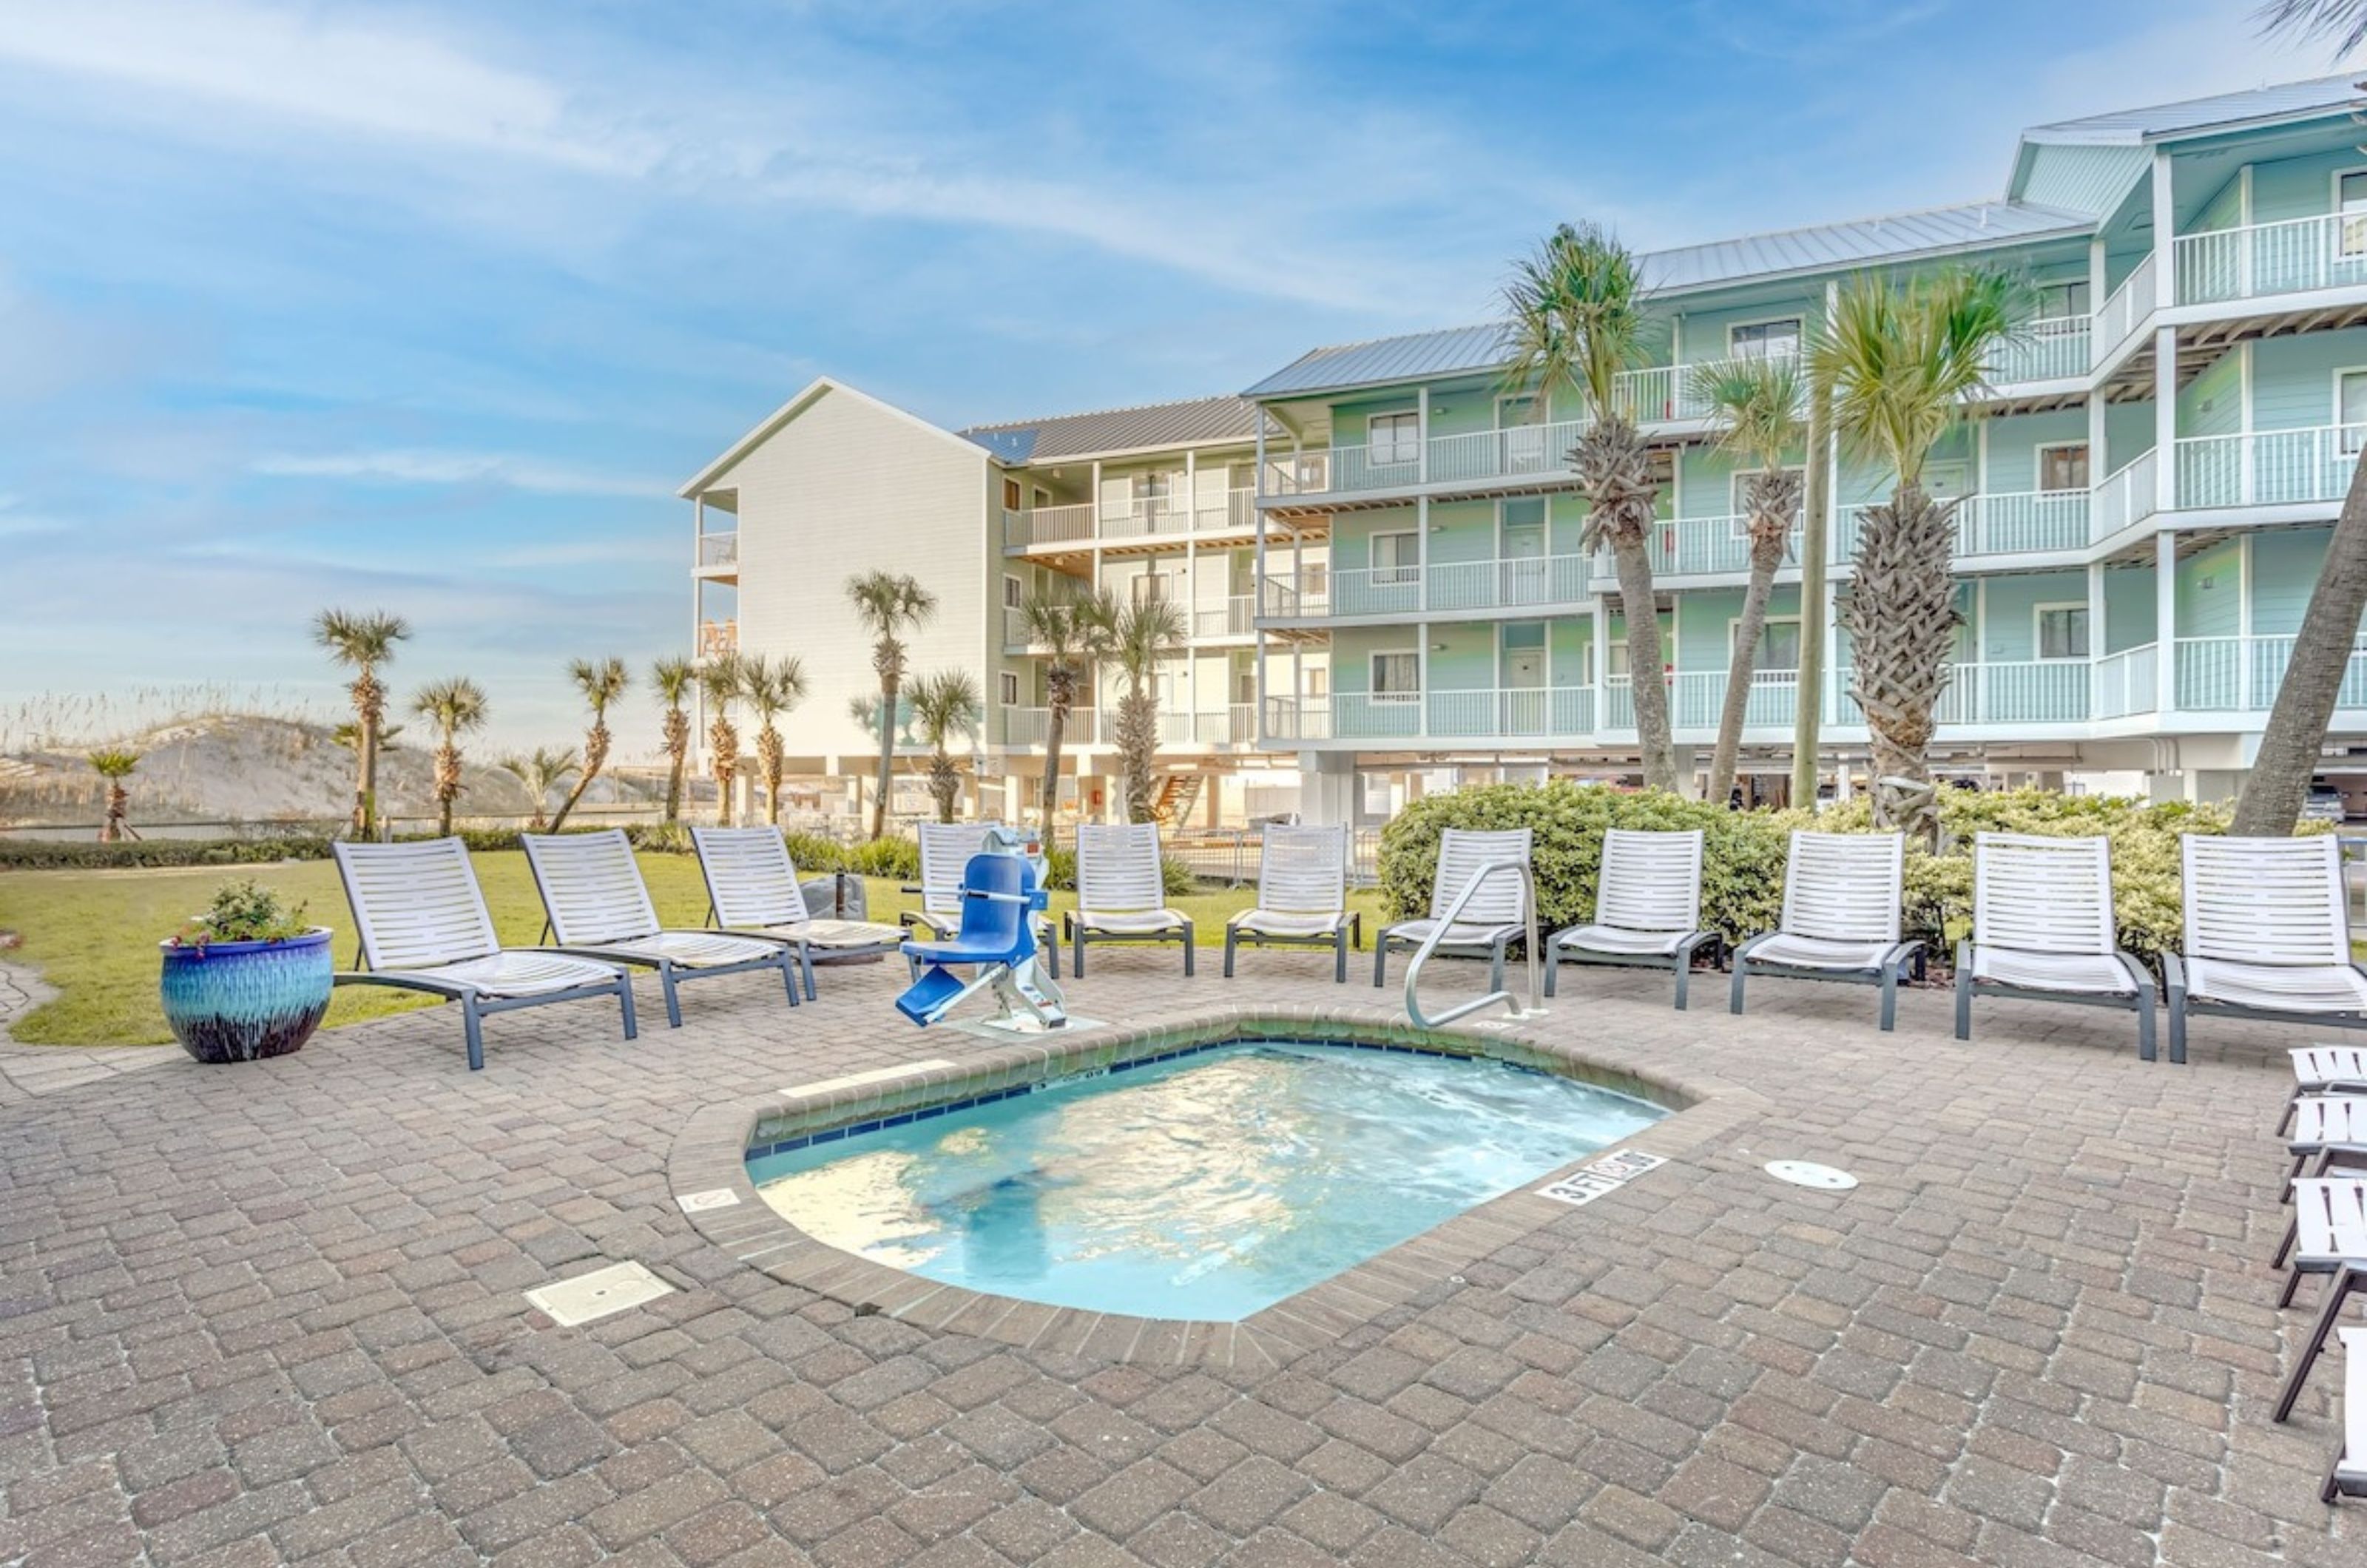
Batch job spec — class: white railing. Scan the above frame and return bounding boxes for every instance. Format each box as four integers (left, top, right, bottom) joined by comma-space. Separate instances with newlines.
1006, 502, 1095, 548
2176, 636, 2367, 712
1257, 556, 1589, 617
1422, 687, 1596, 738
2091, 644, 2159, 719
1650, 514, 1802, 578
2094, 253, 2155, 365
2091, 449, 2159, 541
2174, 425, 2364, 510
1672, 669, 1800, 730
696, 532, 738, 568
1425, 552, 1593, 611
1002, 707, 1098, 747
2177, 212, 2367, 306
1939, 660, 2090, 726
1620, 353, 1804, 425
1002, 605, 1031, 649
1192, 595, 1256, 638
1957, 491, 2087, 555
1424, 419, 1587, 487
1099, 489, 1259, 540
1987, 316, 2091, 385
1262, 696, 1331, 741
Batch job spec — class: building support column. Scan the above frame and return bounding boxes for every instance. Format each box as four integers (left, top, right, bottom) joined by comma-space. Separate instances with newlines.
1417, 387, 1431, 485
2155, 529, 2178, 720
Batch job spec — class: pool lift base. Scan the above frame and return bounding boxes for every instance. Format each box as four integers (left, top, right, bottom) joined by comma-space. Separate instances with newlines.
1405, 859, 1548, 1029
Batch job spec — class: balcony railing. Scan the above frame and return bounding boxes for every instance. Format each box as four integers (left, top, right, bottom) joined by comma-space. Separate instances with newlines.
1192, 596, 1256, 638
1155, 707, 1261, 745
1256, 555, 1590, 619
697, 619, 737, 658
1672, 669, 1800, 729
1613, 353, 1802, 425
2095, 254, 2156, 365
2176, 635, 2367, 712
2174, 425, 2363, 510
1002, 707, 1098, 747
696, 532, 738, 568
2091, 643, 2159, 720
1957, 490, 2089, 555
2091, 450, 2159, 540
2177, 213, 2367, 307
1423, 420, 1590, 487
1985, 316, 2090, 384
1834, 661, 2092, 727
1003, 490, 1257, 549
1652, 514, 1803, 578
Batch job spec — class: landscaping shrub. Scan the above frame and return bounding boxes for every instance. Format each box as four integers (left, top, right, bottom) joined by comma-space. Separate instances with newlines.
0, 836, 339, 871
1377, 783, 2265, 964
1038, 847, 1198, 897
778, 831, 848, 873
845, 836, 922, 882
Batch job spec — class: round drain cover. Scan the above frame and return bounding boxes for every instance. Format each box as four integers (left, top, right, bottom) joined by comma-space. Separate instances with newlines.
1765, 1160, 1857, 1191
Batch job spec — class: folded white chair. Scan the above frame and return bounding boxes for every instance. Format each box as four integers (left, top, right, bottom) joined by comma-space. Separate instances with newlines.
2286, 1045, 2367, 1136
1225, 823, 1356, 983
521, 829, 799, 1027
1954, 832, 2155, 1059
691, 825, 908, 1000
1374, 827, 1533, 992
1069, 822, 1194, 976
2166, 834, 2367, 1067
2326, 1326, 2367, 1504
1730, 831, 1923, 1031
1544, 828, 1717, 1009
330, 837, 635, 1070
2277, 1177, 2367, 1425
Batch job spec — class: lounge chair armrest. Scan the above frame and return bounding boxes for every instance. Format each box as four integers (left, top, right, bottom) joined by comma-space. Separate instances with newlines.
2115, 950, 2158, 997
2161, 950, 2187, 994
1955, 939, 1973, 973
1675, 930, 1718, 963
1883, 940, 1924, 971
1730, 932, 1775, 965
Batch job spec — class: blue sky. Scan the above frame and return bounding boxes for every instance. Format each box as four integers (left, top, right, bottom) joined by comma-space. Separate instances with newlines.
0, 0, 2345, 750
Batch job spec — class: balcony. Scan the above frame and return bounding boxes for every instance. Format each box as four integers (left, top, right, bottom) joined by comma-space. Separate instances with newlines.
697, 619, 737, 658
1192, 597, 1257, 639
1003, 490, 1257, 550
1002, 707, 1098, 747
2173, 425, 2360, 510
695, 532, 738, 572
1257, 554, 1593, 621
1262, 689, 1596, 743
1833, 661, 2094, 727
2176, 214, 2367, 308
2091, 643, 2159, 720
2175, 635, 2367, 712
1988, 316, 2091, 385
2090, 450, 2159, 540
1652, 515, 1803, 578
2096, 254, 2156, 366
1157, 706, 1260, 745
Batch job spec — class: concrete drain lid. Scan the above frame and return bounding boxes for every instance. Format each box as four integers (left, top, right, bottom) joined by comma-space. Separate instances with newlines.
1765, 1160, 1858, 1192
526, 1263, 675, 1327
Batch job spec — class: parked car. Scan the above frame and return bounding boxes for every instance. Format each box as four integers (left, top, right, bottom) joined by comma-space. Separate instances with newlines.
2303, 784, 2346, 824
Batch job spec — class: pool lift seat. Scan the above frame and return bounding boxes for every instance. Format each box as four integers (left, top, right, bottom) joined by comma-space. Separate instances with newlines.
896, 851, 1069, 1032
1403, 857, 1547, 1029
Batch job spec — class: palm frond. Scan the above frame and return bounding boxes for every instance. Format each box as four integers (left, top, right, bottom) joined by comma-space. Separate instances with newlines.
311, 607, 412, 667
1499, 222, 1646, 419
2258, 0, 2367, 53
1810, 267, 2025, 487
650, 656, 698, 708
86, 747, 141, 778
567, 656, 630, 715
907, 669, 983, 749
738, 653, 809, 725
1687, 356, 1803, 474
408, 677, 490, 742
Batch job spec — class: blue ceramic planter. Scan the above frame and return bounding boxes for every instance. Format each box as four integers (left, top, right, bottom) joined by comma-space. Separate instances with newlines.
158, 928, 334, 1064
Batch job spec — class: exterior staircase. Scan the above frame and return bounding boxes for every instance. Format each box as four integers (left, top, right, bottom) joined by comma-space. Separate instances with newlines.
1152, 772, 1204, 827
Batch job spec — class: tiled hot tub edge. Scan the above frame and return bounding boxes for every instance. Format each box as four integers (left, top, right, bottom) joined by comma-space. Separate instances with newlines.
666, 1005, 1766, 1370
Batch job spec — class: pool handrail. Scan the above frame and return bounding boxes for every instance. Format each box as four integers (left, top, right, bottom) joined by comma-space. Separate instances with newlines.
1404, 859, 1547, 1027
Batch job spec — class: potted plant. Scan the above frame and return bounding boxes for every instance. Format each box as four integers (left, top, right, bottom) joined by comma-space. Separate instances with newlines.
158, 879, 334, 1064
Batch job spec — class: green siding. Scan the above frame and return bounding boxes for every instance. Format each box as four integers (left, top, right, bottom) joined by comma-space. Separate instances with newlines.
1549, 616, 1595, 686
2103, 564, 2156, 652
2178, 353, 2242, 440
2104, 401, 2156, 472
1675, 301, 1815, 365
1332, 507, 1417, 573
2251, 328, 2367, 430
2014, 143, 2149, 215
1427, 500, 1495, 566
2252, 527, 2329, 635
1978, 572, 2085, 661
2192, 172, 2243, 233
2177, 539, 2243, 638
2249, 147, 2367, 224
1428, 624, 1494, 692
1983, 410, 2087, 493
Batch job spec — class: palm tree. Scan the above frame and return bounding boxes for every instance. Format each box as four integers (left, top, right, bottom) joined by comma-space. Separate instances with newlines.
740, 653, 810, 825
1690, 356, 1805, 805
1104, 598, 1186, 823
908, 670, 984, 823
409, 677, 489, 837
1811, 268, 2021, 846
547, 657, 629, 834
651, 657, 697, 825
700, 654, 744, 827
1502, 223, 1677, 791
499, 747, 580, 832
312, 608, 412, 837
87, 748, 140, 842
1792, 373, 1836, 811
2234, 0, 2367, 831
1021, 583, 1117, 825
845, 572, 938, 839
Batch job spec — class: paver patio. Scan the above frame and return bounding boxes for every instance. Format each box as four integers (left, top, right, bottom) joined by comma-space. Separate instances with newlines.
0, 948, 2360, 1566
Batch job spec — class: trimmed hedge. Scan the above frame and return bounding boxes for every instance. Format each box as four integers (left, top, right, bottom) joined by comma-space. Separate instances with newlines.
0, 835, 340, 871
1378, 783, 2272, 964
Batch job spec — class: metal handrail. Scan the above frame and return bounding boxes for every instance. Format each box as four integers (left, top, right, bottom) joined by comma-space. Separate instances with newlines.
1403, 859, 1547, 1027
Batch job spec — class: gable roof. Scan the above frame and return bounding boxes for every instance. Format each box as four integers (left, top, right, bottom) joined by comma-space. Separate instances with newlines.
678, 377, 986, 496
958, 395, 1261, 464
2017, 73, 2366, 147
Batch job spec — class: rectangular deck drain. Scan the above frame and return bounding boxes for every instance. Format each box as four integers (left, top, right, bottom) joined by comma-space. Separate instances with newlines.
783, 1059, 956, 1098
526, 1263, 675, 1327
676, 1189, 740, 1213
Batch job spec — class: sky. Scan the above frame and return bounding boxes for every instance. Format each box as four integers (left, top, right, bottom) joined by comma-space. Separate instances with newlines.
0, 0, 2351, 754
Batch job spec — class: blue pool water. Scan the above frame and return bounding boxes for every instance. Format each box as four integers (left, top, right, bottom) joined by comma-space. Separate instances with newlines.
746, 1042, 1663, 1320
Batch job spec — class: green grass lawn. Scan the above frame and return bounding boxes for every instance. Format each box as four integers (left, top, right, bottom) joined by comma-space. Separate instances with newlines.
0, 853, 1394, 1047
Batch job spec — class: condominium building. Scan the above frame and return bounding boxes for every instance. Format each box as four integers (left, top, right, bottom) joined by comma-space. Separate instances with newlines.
683, 73, 2367, 825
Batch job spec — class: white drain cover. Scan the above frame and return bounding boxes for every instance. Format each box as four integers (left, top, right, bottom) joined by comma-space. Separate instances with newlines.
675, 1189, 740, 1214
1765, 1160, 1858, 1191
526, 1262, 675, 1326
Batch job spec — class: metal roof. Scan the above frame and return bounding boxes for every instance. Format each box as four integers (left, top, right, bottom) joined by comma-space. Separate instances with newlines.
1244, 200, 2091, 399
958, 395, 1260, 464
2019, 73, 2366, 146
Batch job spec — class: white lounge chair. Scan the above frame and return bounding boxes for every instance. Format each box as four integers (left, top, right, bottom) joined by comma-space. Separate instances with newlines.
1374, 827, 1533, 991
1542, 828, 1717, 1009
1730, 831, 1922, 1031
329, 837, 635, 1071
908, 822, 996, 939
2325, 1326, 2367, 1504
2277, 1177, 2367, 1424
2286, 1046, 2367, 1136
1069, 823, 1194, 976
1225, 823, 1357, 983
1953, 833, 2155, 1059
690, 826, 908, 1000
2165, 835, 2367, 1067
520, 829, 799, 1027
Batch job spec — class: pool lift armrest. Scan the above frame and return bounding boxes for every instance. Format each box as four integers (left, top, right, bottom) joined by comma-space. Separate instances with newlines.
1404, 859, 1547, 1029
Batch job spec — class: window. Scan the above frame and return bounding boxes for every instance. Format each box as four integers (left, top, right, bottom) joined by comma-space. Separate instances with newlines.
1369, 411, 1420, 466
999, 672, 1020, 705
2342, 172, 2367, 258
2036, 605, 2090, 660
1371, 530, 1417, 586
1132, 572, 1169, 604
2037, 443, 2090, 493
2035, 280, 2092, 320
1305, 666, 1330, 699
1003, 575, 1023, 609
1371, 652, 1419, 703
1730, 319, 1802, 361
2342, 370, 2367, 454
1734, 618, 1802, 670
1033, 485, 1051, 508
1002, 477, 1022, 510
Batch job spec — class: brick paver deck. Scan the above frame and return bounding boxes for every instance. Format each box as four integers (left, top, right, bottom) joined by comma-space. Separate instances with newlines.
0, 950, 2358, 1566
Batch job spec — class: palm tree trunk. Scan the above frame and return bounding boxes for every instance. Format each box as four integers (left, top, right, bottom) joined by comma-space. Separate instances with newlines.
1708, 545, 1785, 805
663, 725, 686, 825
2233, 472, 2367, 834
1611, 538, 1678, 792
871, 679, 898, 839
1792, 381, 1833, 808
1039, 665, 1072, 828
1843, 483, 1960, 849
1116, 689, 1159, 822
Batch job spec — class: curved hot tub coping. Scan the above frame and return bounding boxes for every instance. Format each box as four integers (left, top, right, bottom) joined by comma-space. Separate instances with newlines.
666, 1004, 1766, 1371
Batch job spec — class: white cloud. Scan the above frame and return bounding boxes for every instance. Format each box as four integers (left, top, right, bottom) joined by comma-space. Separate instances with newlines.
252, 449, 671, 499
